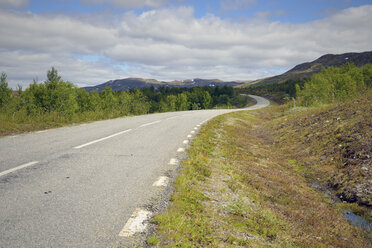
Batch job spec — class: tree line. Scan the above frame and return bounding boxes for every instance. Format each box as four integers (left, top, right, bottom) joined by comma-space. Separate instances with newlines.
0, 67, 249, 125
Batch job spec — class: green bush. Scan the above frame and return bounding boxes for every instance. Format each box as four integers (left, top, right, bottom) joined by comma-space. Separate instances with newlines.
296, 63, 368, 106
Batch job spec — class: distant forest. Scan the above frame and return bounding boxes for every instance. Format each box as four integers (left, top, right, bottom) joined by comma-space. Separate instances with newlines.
0, 68, 251, 127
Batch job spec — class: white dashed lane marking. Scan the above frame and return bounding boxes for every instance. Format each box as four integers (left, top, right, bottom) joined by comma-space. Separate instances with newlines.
177, 147, 185, 152
74, 129, 132, 149
183, 140, 189, 144
166, 116, 179, 120
139, 120, 161, 127
0, 161, 39, 178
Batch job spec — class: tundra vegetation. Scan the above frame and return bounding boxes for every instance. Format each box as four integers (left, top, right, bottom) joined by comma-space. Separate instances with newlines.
150, 63, 372, 247
0, 67, 252, 136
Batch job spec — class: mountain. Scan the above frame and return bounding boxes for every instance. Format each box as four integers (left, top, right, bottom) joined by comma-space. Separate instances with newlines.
239, 51, 372, 87
83, 77, 247, 92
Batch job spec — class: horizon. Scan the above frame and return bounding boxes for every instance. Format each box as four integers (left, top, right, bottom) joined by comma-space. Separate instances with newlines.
1, 0, 372, 88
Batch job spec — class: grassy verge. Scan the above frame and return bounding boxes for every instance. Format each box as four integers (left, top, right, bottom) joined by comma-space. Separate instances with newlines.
150, 92, 371, 247
0, 113, 65, 136
0, 111, 112, 137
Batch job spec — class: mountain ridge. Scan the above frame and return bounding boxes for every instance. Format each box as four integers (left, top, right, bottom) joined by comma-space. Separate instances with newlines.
83, 51, 372, 92
83, 78, 248, 92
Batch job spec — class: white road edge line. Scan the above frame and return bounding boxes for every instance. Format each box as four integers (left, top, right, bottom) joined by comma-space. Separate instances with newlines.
139, 120, 161, 127
152, 176, 169, 187
177, 147, 185, 152
183, 140, 189, 144
74, 129, 132, 149
36, 130, 47, 133
118, 209, 152, 237
0, 161, 39, 178
191, 131, 195, 134
187, 134, 192, 138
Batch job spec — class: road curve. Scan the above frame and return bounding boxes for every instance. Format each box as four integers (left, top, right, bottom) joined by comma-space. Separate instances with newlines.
0, 95, 269, 247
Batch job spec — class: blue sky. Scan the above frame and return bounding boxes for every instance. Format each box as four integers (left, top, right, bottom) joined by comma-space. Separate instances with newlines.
25, 0, 372, 22
1, 0, 372, 88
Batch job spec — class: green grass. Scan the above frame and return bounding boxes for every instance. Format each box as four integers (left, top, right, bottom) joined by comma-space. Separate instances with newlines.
147, 236, 159, 246
150, 92, 372, 247
0, 111, 105, 137
152, 119, 218, 247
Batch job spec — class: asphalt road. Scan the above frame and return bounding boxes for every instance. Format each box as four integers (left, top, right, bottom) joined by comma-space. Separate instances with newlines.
0, 95, 269, 247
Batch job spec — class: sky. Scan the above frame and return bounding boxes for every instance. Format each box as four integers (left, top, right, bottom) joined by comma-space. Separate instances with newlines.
1, 0, 372, 88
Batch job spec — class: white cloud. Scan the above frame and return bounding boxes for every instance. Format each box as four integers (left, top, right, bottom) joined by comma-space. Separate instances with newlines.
0, 11, 117, 54
0, 51, 124, 88
0, 5, 372, 88
81, 0, 170, 9
0, 0, 28, 8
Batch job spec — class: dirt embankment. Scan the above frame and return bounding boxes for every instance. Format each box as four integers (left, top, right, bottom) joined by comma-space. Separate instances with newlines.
272, 91, 372, 207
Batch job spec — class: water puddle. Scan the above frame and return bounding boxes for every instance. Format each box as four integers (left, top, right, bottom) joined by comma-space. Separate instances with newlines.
343, 210, 372, 241
310, 182, 372, 241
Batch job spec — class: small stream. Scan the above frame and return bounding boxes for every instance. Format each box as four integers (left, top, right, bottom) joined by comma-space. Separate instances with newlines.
343, 210, 372, 241
311, 182, 372, 241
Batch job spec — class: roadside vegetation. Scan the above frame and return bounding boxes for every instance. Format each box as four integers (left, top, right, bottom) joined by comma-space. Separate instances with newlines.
239, 63, 372, 104
150, 63, 372, 247
0, 68, 252, 136
151, 96, 371, 247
